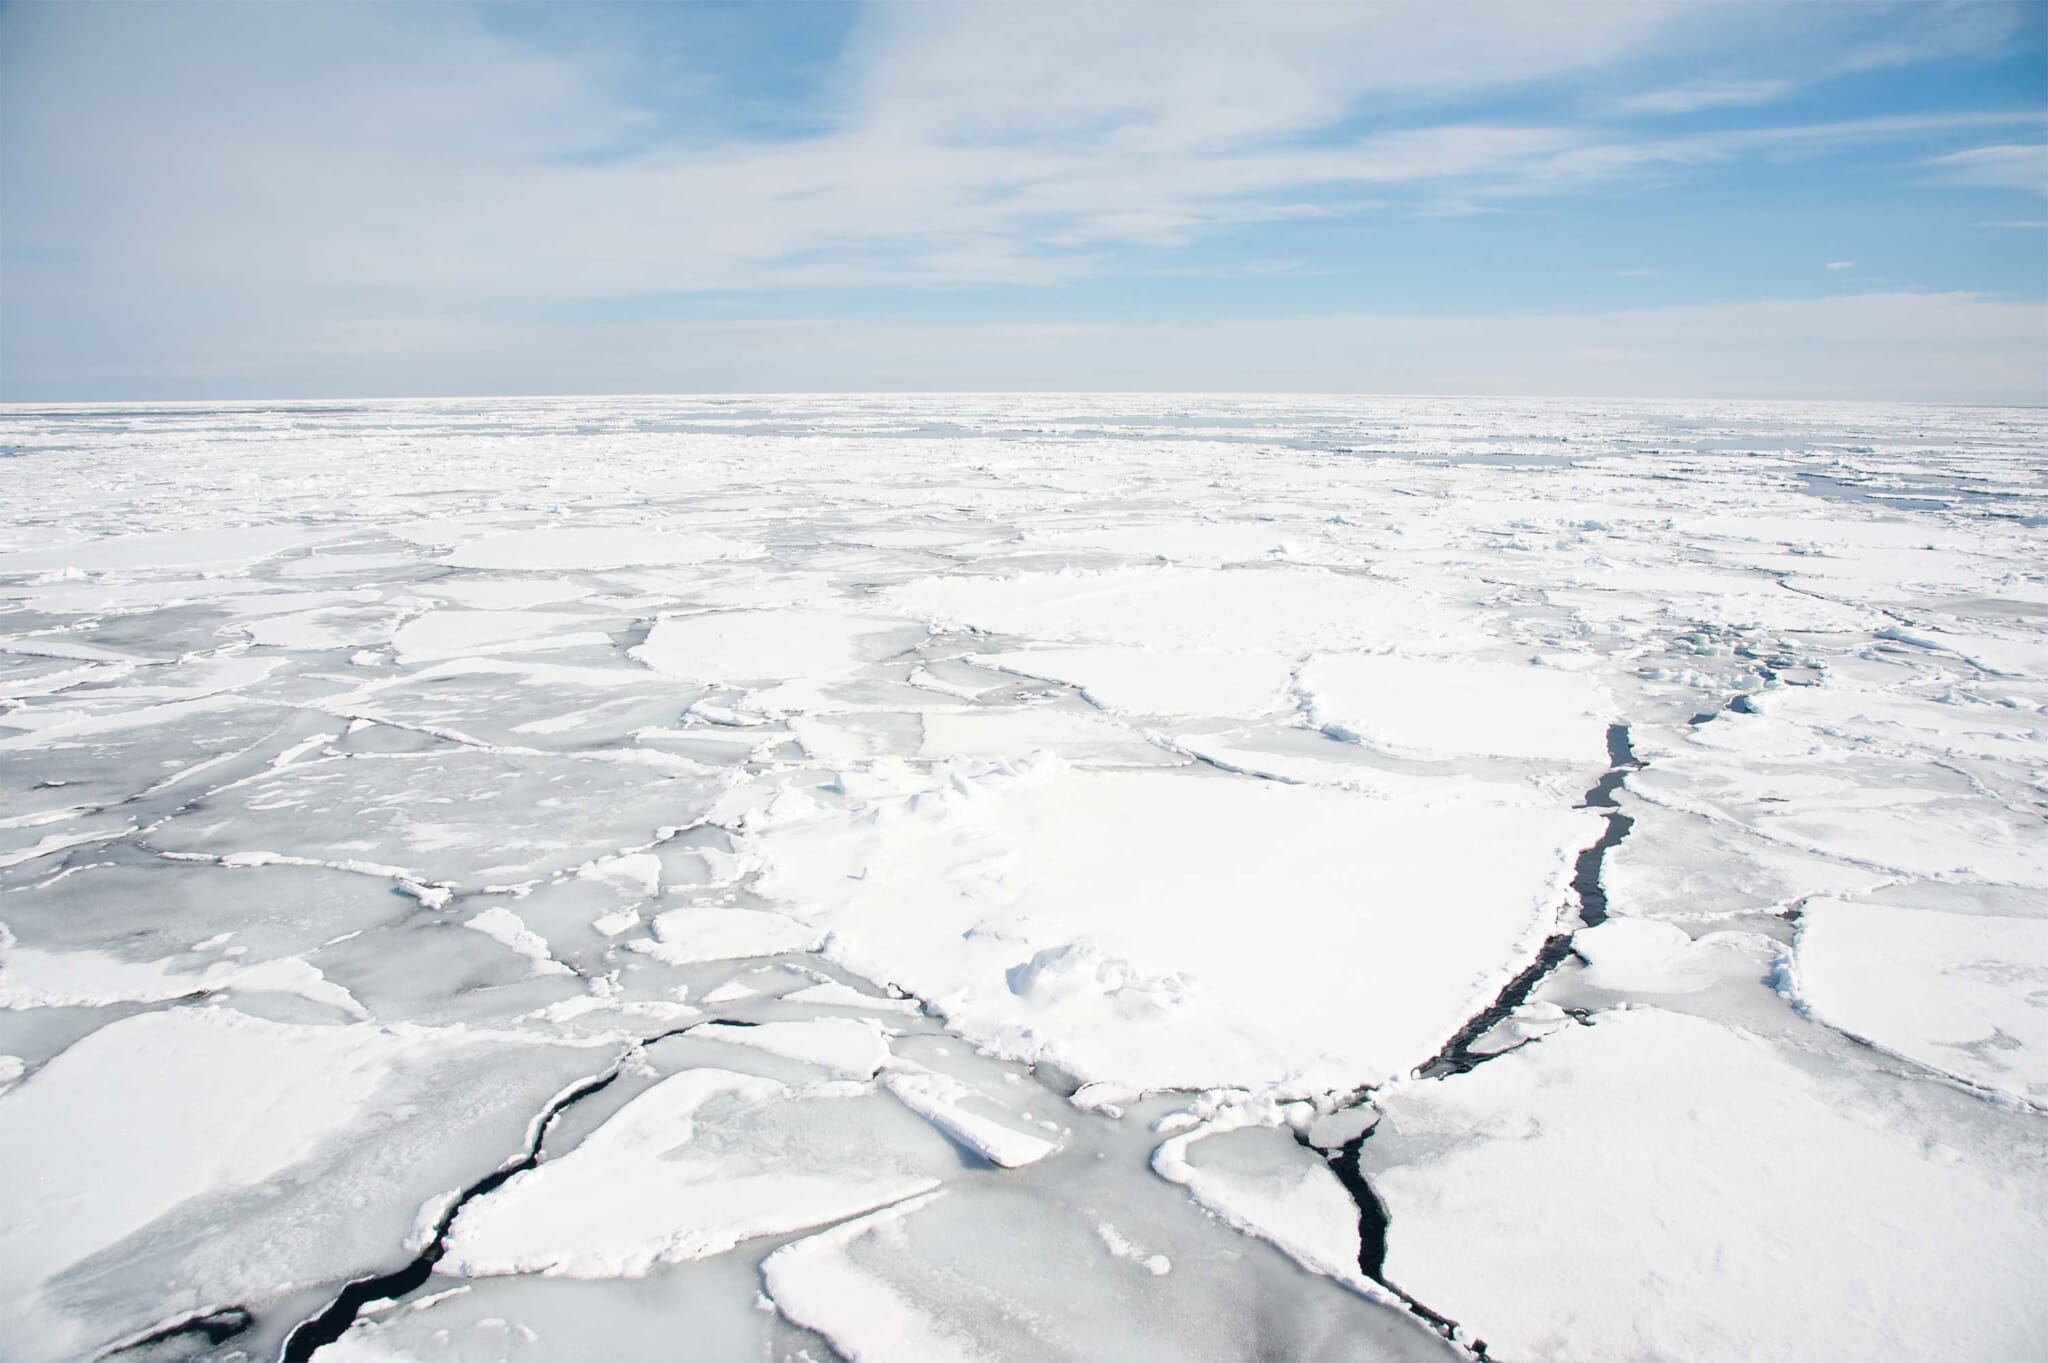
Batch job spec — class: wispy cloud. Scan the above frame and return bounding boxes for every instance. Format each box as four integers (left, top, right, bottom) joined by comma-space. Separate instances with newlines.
1614, 80, 1793, 115
1827, 261, 1855, 270
7, 2, 2039, 303
1925, 143, 2048, 193
3, 0, 2042, 400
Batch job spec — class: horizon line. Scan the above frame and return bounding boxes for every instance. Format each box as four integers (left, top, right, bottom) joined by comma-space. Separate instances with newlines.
4, 390, 2044, 411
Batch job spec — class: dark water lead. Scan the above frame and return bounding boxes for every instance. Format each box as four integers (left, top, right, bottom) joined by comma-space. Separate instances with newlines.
1298, 722, 1650, 1356
274, 1012, 767, 1360
1292, 1125, 1490, 1357
278, 1068, 622, 1362
1422, 721, 1642, 1077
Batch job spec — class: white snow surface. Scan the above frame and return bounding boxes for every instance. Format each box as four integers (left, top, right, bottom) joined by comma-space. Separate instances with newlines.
754, 758, 1594, 1092
3, 394, 2045, 1361
0, 1009, 410, 1296
972, 645, 1295, 718
1363, 1007, 2048, 1362
444, 527, 744, 571
440, 1069, 940, 1279
1794, 899, 2048, 1102
630, 907, 822, 965
1299, 652, 1612, 762
630, 607, 912, 683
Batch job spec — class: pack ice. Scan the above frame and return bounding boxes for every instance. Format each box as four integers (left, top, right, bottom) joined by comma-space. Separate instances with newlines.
1, 394, 2043, 1362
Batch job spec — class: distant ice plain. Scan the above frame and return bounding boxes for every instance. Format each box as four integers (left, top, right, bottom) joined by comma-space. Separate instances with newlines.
1, 395, 2044, 1361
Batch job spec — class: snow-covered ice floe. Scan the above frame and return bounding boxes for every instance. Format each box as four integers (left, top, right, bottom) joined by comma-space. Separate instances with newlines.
0, 394, 2044, 1361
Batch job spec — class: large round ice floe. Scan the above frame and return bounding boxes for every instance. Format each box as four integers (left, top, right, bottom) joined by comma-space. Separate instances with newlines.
752, 759, 1598, 1093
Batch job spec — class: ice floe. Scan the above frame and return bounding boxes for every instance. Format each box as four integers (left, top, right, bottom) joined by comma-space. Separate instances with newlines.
440, 1069, 943, 1279
1360, 1007, 2048, 1361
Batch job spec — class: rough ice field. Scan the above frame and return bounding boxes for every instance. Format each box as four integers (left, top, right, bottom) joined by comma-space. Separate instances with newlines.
1, 394, 2044, 1362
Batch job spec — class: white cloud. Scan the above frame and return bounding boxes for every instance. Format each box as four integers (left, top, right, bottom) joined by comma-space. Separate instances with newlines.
6, 1, 2037, 306
1614, 79, 1792, 114
1827, 260, 1855, 270
1925, 143, 2048, 194
3, 2, 2042, 402
7, 3, 1676, 299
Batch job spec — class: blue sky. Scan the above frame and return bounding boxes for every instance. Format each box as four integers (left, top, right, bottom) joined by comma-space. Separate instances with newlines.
3, 0, 2044, 401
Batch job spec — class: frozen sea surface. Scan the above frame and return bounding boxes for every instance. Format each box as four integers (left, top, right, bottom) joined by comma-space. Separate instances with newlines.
1, 394, 2044, 1361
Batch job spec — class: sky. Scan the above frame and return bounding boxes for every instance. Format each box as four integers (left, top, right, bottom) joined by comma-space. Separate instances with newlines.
2, 0, 2044, 402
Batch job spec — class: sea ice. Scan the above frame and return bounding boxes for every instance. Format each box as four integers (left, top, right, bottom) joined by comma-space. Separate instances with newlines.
753, 758, 1596, 1091
3, 394, 2044, 1360
440, 1068, 945, 1279
0, 1006, 609, 1361
629, 907, 822, 966
1298, 652, 1611, 763
444, 527, 745, 572
1793, 898, 2048, 1102
630, 608, 916, 683
972, 645, 1296, 718
391, 611, 611, 664
1359, 1007, 2048, 1361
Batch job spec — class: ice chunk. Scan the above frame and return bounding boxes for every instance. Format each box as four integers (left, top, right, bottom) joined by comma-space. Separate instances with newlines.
0, 942, 369, 1018
631, 608, 914, 682
1299, 653, 1611, 762
629, 908, 821, 966
1361, 1007, 2048, 1361
0, 1009, 486, 1355
882, 1063, 1062, 1167
578, 851, 662, 899
762, 1173, 1443, 1363
782, 980, 923, 1014
760, 1195, 971, 1361
440, 1069, 941, 1278
464, 907, 571, 976
146, 749, 726, 887
391, 610, 609, 664
755, 762, 1596, 1092
695, 1018, 892, 1078
1793, 899, 2048, 1101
